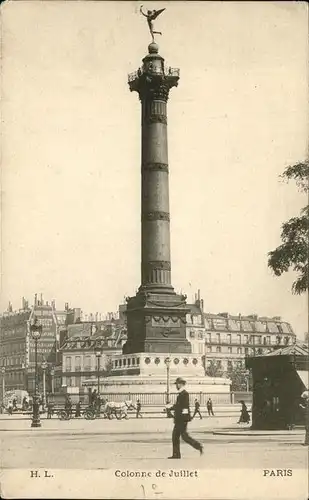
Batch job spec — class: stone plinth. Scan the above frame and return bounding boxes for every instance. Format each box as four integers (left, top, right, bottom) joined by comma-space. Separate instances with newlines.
111, 352, 206, 377
82, 353, 231, 397
123, 291, 191, 354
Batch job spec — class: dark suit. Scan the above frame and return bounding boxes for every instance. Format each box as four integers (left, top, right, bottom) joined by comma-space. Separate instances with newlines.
171, 389, 202, 457
192, 401, 202, 419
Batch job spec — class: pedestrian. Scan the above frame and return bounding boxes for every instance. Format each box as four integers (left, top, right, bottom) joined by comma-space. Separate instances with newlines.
47, 400, 54, 419
65, 396, 72, 418
136, 399, 142, 418
75, 401, 81, 418
192, 399, 202, 419
167, 377, 203, 459
12, 398, 17, 412
88, 388, 93, 406
207, 397, 214, 416
7, 401, 13, 415
238, 400, 250, 424
299, 391, 309, 446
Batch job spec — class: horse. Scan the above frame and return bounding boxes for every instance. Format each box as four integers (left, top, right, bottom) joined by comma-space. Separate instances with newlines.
103, 400, 135, 420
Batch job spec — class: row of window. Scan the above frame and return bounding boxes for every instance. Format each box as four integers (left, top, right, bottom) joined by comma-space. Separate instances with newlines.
64, 376, 82, 387
1, 356, 25, 367
203, 319, 291, 334
186, 315, 203, 325
65, 355, 85, 371
206, 346, 270, 355
1, 343, 26, 355
0, 326, 27, 337
1, 371, 24, 381
207, 346, 244, 354
203, 333, 291, 345
33, 318, 54, 327
205, 359, 245, 369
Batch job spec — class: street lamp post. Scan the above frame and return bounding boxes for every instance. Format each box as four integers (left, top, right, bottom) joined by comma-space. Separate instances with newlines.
165, 357, 171, 405
94, 347, 102, 397
1, 367, 5, 402
30, 318, 42, 428
50, 366, 55, 394
245, 370, 250, 392
41, 360, 48, 412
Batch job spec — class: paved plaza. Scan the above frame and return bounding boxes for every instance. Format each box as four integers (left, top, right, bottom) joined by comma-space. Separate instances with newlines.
1, 414, 307, 471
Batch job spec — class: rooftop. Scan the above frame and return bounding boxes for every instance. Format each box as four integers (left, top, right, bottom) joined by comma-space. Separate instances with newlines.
265, 342, 308, 357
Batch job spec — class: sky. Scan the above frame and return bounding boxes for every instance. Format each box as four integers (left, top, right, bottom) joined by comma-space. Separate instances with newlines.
1, 1, 308, 337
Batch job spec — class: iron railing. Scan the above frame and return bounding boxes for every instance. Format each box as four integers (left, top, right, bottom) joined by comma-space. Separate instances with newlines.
96, 392, 243, 406
128, 66, 180, 83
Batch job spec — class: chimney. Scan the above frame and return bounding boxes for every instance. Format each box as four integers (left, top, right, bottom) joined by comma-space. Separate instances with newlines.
34, 293, 38, 306
40, 293, 43, 305
198, 289, 201, 301
200, 299, 204, 311
51, 300, 56, 309
73, 308, 82, 323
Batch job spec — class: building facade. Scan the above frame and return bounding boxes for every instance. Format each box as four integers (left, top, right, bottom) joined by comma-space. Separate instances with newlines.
186, 292, 296, 373
60, 320, 127, 389
0, 295, 78, 394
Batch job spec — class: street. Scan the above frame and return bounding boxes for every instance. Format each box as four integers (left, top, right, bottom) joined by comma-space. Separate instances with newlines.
1, 414, 307, 470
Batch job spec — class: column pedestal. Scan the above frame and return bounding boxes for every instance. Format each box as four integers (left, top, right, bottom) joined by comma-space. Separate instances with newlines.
123, 290, 191, 354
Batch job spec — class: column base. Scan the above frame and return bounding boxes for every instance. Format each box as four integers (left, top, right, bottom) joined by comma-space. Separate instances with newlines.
123, 289, 191, 355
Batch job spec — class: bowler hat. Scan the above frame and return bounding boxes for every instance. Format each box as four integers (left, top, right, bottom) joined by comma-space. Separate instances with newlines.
175, 377, 186, 385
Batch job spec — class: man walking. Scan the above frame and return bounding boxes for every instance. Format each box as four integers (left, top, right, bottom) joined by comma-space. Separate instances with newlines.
167, 377, 203, 459
207, 397, 214, 416
192, 399, 202, 419
65, 396, 72, 418
136, 399, 142, 418
47, 400, 54, 419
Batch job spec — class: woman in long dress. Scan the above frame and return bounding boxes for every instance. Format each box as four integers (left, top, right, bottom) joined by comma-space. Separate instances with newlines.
238, 400, 250, 424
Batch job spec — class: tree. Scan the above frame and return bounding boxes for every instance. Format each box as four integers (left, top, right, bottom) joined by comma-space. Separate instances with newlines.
225, 363, 252, 392
268, 161, 309, 294
205, 360, 224, 377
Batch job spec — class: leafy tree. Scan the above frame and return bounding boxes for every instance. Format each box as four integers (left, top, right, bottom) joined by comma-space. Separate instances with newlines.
268, 161, 309, 294
205, 360, 224, 377
225, 362, 252, 392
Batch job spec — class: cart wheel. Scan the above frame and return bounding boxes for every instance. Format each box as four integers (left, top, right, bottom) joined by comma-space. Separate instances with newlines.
58, 410, 66, 421
108, 412, 114, 420
115, 411, 122, 420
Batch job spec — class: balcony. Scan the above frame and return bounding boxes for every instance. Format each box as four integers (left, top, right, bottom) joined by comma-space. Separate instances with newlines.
128, 65, 180, 93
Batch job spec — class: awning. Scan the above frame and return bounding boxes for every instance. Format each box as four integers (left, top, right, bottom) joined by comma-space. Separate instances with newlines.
297, 370, 308, 390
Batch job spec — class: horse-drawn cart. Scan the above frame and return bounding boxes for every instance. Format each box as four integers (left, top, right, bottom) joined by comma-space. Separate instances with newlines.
83, 400, 135, 420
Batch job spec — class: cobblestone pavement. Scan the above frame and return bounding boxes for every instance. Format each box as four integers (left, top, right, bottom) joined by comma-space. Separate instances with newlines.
1, 415, 307, 470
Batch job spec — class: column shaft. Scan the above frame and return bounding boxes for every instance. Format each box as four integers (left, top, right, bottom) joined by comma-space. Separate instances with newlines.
141, 97, 172, 288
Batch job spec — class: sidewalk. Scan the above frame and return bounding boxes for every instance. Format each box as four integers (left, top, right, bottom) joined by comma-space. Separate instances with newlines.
213, 426, 304, 436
